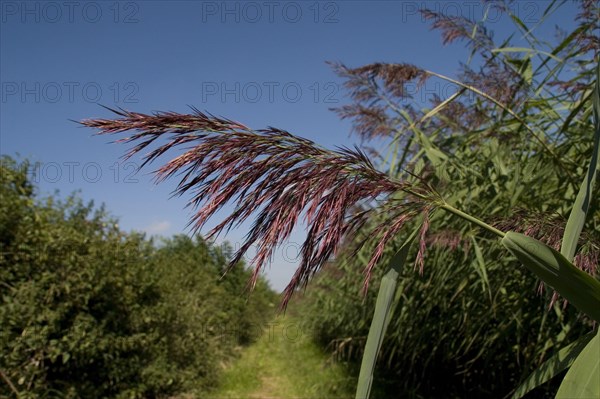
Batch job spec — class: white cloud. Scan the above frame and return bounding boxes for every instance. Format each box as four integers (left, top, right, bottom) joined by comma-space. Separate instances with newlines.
143, 220, 172, 235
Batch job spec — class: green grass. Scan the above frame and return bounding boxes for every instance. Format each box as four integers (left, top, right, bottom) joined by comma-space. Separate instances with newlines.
207, 314, 355, 398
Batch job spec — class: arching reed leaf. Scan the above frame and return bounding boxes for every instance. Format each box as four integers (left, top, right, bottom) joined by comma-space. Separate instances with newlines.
555, 331, 600, 399
501, 232, 600, 323
560, 62, 600, 261
511, 331, 595, 399
355, 228, 418, 399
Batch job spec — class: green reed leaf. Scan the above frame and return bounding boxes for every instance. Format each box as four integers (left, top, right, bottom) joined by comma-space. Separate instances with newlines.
556, 331, 600, 399
561, 62, 600, 261
512, 331, 595, 399
502, 232, 600, 323
355, 229, 417, 399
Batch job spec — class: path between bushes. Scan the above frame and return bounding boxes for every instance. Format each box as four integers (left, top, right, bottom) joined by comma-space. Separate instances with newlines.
207, 315, 354, 399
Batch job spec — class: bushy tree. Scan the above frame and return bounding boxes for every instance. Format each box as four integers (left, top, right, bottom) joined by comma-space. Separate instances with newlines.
0, 155, 276, 398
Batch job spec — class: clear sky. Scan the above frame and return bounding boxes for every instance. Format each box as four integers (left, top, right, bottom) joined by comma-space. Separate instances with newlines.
0, 0, 579, 291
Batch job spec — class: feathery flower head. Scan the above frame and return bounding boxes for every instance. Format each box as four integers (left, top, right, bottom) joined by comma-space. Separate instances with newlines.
81, 107, 439, 306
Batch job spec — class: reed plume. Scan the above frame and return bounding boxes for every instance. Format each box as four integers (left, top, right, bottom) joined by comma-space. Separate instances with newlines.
81, 107, 439, 305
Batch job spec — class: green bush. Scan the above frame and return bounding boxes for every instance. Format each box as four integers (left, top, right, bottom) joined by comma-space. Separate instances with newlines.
0, 156, 276, 398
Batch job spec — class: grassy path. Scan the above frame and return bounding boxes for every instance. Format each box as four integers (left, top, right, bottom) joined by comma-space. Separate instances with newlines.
207, 315, 355, 399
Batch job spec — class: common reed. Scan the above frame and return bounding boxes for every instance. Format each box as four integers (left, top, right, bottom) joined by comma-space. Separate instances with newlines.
81, 107, 440, 305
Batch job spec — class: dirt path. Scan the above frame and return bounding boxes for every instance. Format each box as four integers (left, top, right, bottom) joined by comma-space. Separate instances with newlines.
207, 315, 354, 399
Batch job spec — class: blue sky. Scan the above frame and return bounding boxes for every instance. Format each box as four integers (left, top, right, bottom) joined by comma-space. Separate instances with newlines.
1, 1, 579, 291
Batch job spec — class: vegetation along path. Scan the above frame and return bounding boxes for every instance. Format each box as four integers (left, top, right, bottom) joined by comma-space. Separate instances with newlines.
208, 314, 354, 399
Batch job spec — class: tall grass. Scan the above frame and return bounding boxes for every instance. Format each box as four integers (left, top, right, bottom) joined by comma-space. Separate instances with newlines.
320, 2, 599, 397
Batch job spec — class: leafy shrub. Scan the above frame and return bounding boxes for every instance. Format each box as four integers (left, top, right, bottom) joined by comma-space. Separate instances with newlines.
0, 156, 276, 398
